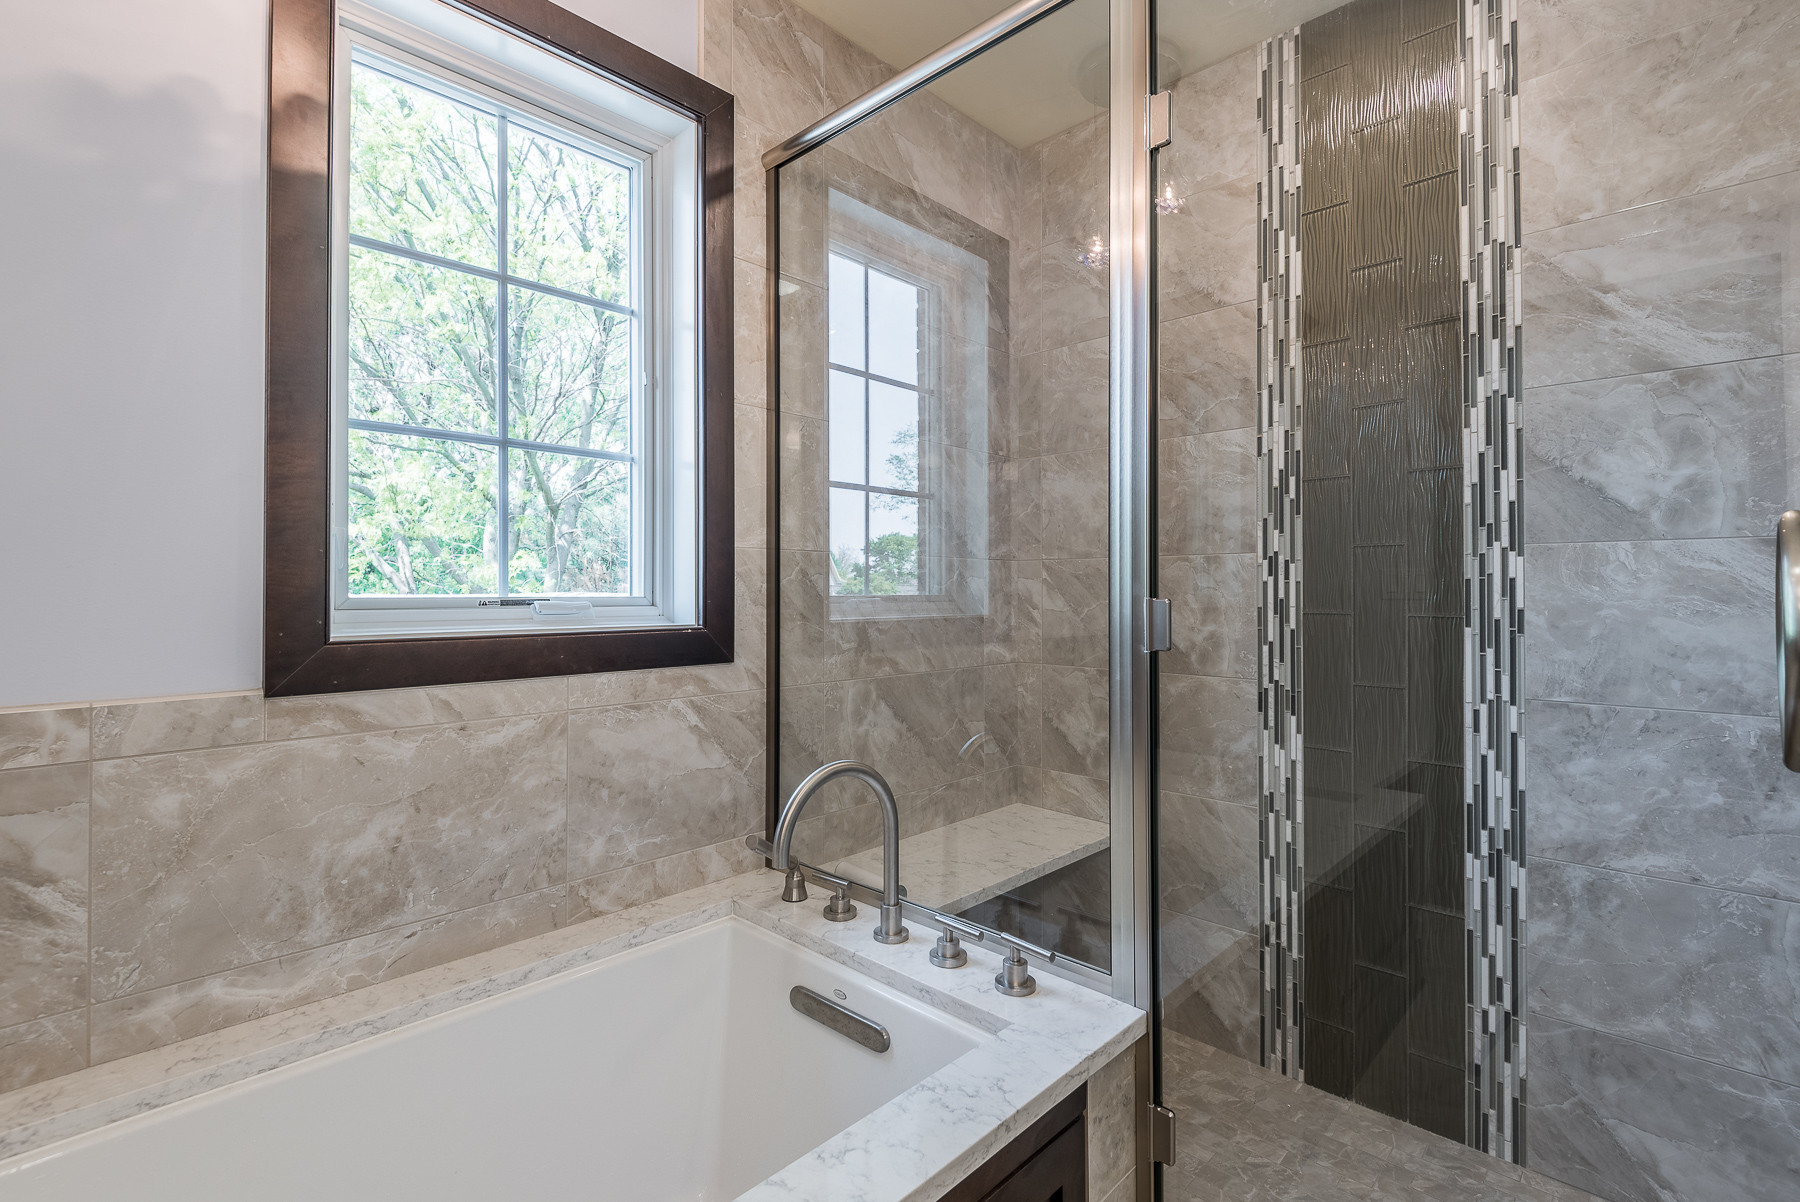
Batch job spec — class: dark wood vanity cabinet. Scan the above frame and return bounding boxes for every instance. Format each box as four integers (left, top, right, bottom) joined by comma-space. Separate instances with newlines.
941, 1082, 1087, 1202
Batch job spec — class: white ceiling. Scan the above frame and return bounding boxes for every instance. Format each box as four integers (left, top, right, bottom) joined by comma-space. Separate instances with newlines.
790, 0, 1347, 147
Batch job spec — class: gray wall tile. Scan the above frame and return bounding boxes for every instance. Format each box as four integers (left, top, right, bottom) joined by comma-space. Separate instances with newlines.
1159, 554, 1257, 681
1159, 429, 1257, 557
1520, 4, 1800, 231
1524, 357, 1795, 542
1528, 701, 1800, 902
1527, 859, 1800, 1084
1528, 1015, 1800, 1202
1159, 792, 1258, 932
1525, 537, 1769, 714
1524, 173, 1800, 388
1159, 673, 1257, 804
1160, 300, 1257, 440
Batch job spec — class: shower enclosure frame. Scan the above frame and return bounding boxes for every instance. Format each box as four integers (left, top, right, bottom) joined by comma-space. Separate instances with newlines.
758, 0, 1162, 1013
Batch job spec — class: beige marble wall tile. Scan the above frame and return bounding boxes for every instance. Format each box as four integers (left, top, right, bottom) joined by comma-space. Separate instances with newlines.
1160, 300, 1257, 439
1016, 766, 1109, 824
263, 689, 437, 741
1019, 337, 1110, 460
1017, 238, 1111, 355
1521, 4, 1800, 232
91, 694, 263, 760
699, 0, 735, 93
777, 680, 849, 801
0, 1011, 86, 1094
1159, 429, 1257, 557
734, 116, 773, 265
730, 0, 833, 134
1159, 792, 1258, 932
1038, 665, 1108, 781
90, 714, 568, 1000
568, 693, 764, 877
89, 886, 572, 1064
1040, 557, 1109, 670
1156, 175, 1258, 322
0, 707, 89, 771
981, 663, 1042, 770
1039, 450, 1109, 560
0, 764, 89, 1027
1165, 46, 1262, 192
990, 455, 1043, 561
1158, 672, 1257, 803
776, 280, 827, 417
1159, 554, 1257, 681
983, 557, 1042, 667
736, 402, 768, 548
736, 256, 769, 409
422, 678, 567, 724
1032, 113, 1108, 253
777, 412, 828, 553
785, 795, 884, 866
1087, 1043, 1139, 1199
1099, 1167, 1136, 1202
564, 834, 763, 920
846, 668, 983, 796
1519, 0, 1712, 82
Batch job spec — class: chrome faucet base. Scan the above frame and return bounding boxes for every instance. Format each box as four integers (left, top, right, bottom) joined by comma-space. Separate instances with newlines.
929, 930, 968, 968
822, 887, 857, 922
874, 901, 909, 944
781, 867, 808, 903
995, 964, 1036, 997
994, 945, 1040, 996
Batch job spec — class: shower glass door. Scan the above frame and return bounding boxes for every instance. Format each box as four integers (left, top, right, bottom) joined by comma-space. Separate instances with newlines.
1151, 1, 1800, 1200
769, 0, 1124, 977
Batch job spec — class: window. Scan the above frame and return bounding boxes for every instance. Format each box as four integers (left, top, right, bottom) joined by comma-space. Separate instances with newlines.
266, 0, 733, 695
826, 251, 929, 597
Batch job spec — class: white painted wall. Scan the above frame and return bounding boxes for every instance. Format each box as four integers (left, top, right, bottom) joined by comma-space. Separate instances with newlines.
0, 0, 699, 707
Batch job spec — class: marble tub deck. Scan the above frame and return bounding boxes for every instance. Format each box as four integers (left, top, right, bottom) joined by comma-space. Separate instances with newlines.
0, 869, 1145, 1202
1162, 1031, 1604, 1202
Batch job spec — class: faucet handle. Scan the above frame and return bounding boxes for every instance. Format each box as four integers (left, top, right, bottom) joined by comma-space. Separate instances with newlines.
928, 913, 985, 968
987, 930, 1056, 997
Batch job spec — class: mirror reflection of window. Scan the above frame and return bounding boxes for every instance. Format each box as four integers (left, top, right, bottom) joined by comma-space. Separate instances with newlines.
825, 250, 928, 597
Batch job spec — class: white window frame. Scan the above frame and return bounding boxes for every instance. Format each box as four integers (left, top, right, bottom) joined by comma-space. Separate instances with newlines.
328, 0, 702, 641
824, 245, 941, 604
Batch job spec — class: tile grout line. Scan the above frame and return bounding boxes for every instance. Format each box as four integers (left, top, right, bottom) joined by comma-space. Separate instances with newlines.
1526, 852, 1800, 907
1521, 349, 1796, 396
1529, 1010, 1800, 1094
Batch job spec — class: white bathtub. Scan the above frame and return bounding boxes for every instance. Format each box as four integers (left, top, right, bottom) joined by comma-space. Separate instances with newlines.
0, 917, 988, 1201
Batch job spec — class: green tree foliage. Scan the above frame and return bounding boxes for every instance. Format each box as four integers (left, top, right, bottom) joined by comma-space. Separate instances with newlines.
343, 62, 636, 598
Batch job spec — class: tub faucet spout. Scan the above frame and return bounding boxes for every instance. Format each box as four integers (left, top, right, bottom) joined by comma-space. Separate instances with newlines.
773, 760, 909, 945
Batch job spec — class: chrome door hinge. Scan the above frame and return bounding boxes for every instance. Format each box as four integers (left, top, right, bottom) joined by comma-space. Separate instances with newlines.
1147, 90, 1173, 150
1143, 597, 1172, 653
1150, 1104, 1177, 1166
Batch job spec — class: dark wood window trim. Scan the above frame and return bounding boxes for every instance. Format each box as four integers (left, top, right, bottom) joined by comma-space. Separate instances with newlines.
266, 0, 734, 697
